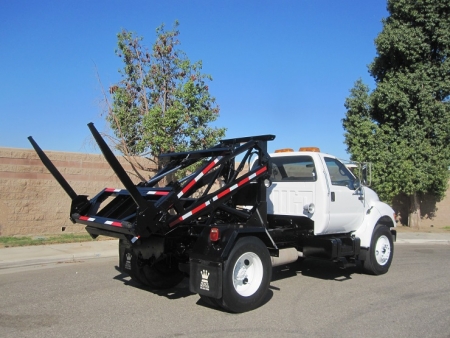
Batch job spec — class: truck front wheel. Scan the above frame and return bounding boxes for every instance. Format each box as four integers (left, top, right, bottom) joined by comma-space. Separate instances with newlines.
364, 225, 394, 275
220, 236, 272, 313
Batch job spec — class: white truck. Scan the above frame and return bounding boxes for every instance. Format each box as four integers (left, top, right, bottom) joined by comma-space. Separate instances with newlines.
266, 146, 396, 275
29, 128, 396, 313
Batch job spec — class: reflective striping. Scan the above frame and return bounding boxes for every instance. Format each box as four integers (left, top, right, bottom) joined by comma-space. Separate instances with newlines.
177, 179, 197, 198
104, 220, 122, 227
79, 216, 95, 222
202, 157, 221, 173
181, 211, 193, 220
78, 216, 122, 227
169, 166, 267, 227
105, 188, 121, 193
190, 200, 210, 215
106, 188, 169, 196
146, 191, 169, 196
216, 189, 229, 200
255, 167, 267, 176
177, 157, 222, 198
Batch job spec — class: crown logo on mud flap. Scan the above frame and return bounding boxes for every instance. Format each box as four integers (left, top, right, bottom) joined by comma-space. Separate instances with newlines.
125, 252, 132, 271
200, 269, 210, 291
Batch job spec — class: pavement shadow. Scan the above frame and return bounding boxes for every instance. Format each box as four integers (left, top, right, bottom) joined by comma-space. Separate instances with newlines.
196, 289, 274, 313
271, 258, 363, 282
112, 266, 196, 300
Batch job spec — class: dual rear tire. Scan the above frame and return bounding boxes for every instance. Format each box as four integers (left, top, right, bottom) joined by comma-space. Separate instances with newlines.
119, 239, 184, 289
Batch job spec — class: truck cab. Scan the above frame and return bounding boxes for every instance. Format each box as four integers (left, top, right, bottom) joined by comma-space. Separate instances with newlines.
265, 147, 396, 250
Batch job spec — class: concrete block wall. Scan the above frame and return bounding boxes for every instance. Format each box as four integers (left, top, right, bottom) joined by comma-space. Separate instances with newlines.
392, 187, 450, 228
0, 147, 155, 236
0, 146, 449, 236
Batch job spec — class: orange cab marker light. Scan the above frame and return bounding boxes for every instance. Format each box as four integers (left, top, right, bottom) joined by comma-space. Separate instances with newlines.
275, 148, 294, 153
299, 147, 320, 152
210, 228, 220, 242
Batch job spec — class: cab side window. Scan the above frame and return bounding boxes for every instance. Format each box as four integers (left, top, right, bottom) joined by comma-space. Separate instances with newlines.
324, 157, 356, 188
270, 156, 316, 182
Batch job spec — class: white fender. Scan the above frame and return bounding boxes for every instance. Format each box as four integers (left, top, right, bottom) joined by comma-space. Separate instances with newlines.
354, 200, 396, 248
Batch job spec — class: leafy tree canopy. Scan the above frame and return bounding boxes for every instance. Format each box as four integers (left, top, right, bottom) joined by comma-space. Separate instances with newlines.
107, 22, 226, 167
343, 0, 450, 226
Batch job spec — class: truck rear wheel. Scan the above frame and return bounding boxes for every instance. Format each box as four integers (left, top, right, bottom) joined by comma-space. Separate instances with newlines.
119, 239, 183, 288
219, 236, 272, 313
364, 225, 394, 275
142, 257, 184, 289
119, 239, 148, 285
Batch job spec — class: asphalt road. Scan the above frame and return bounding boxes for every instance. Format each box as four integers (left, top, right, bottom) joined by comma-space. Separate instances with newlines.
1, 244, 449, 338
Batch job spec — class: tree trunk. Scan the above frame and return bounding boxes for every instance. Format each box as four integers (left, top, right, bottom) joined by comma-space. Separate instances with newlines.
408, 193, 421, 229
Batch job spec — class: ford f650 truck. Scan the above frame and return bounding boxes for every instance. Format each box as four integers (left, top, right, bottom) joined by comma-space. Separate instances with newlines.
29, 123, 396, 313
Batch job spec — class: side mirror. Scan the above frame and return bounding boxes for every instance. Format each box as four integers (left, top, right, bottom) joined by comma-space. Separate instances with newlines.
352, 178, 365, 193
361, 163, 372, 186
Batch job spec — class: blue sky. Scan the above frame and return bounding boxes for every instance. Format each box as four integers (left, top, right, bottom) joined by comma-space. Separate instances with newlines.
0, 1, 388, 159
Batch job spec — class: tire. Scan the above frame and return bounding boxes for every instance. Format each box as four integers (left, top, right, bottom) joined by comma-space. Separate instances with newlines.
119, 239, 183, 288
364, 225, 394, 275
119, 239, 148, 285
219, 236, 272, 313
142, 257, 185, 289
199, 295, 221, 308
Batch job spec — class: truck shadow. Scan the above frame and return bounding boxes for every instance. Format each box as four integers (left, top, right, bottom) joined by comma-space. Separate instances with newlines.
271, 258, 363, 282
196, 290, 274, 312
112, 265, 274, 313
112, 266, 196, 300
112, 260, 357, 310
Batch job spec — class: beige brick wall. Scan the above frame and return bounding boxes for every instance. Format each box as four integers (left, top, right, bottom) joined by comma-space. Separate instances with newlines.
0, 147, 156, 236
420, 189, 450, 227
0, 146, 449, 236
392, 186, 450, 228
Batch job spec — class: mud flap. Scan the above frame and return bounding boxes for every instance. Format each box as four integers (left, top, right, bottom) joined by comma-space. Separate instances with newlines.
119, 238, 133, 273
189, 258, 223, 299
122, 247, 133, 273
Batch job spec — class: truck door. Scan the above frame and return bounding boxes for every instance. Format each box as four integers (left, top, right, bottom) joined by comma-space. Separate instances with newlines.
266, 155, 329, 232
323, 157, 365, 233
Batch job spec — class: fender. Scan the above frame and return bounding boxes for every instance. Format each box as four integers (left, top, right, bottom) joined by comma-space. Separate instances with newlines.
189, 225, 278, 299
354, 201, 396, 247
190, 225, 278, 263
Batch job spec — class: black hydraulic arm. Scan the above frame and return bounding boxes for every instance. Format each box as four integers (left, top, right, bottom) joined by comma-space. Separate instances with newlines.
28, 136, 78, 200
87, 123, 149, 212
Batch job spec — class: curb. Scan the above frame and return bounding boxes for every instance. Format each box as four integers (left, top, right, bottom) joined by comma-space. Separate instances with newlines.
0, 240, 118, 271
1, 233, 449, 271
396, 238, 450, 245
396, 231, 450, 245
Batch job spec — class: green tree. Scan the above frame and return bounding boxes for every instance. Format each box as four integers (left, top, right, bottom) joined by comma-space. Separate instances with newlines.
343, 0, 450, 228
106, 22, 226, 178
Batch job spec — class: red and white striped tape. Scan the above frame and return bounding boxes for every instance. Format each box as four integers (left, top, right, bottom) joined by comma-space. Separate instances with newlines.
169, 166, 267, 227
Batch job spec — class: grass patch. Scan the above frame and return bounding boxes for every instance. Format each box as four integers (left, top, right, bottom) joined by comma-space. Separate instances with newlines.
443, 226, 450, 231
0, 233, 95, 248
